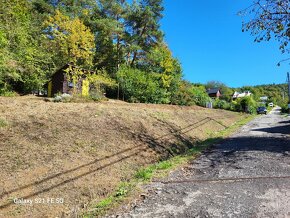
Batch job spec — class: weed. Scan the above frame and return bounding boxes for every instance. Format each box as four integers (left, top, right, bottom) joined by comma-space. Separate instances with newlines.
0, 118, 8, 128
114, 182, 132, 197
95, 196, 113, 210
135, 167, 154, 181
155, 160, 172, 170
53, 93, 72, 102
0, 89, 17, 97
95, 110, 103, 117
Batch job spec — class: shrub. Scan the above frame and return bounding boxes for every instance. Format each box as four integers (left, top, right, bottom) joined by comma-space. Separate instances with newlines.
233, 96, 257, 114
281, 103, 289, 113
213, 99, 230, 110
0, 86, 17, 97
117, 66, 170, 104
229, 101, 238, 111
53, 93, 72, 102
170, 81, 195, 106
191, 86, 211, 107
171, 81, 211, 106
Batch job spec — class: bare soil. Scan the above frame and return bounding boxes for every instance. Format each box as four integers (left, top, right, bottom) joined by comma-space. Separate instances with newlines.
0, 96, 245, 217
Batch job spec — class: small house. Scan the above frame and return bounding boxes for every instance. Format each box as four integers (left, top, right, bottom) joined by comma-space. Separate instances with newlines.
206, 88, 222, 98
232, 91, 252, 100
260, 96, 268, 102
47, 63, 94, 97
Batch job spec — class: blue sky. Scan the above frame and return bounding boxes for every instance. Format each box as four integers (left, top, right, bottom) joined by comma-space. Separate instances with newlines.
161, 0, 289, 87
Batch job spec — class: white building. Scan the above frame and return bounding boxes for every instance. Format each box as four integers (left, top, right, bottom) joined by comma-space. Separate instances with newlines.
260, 96, 268, 101
233, 91, 252, 99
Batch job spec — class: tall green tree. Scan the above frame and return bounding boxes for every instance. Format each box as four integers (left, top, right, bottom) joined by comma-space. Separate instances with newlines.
125, 0, 164, 66
145, 43, 182, 102
87, 0, 126, 76
0, 0, 52, 93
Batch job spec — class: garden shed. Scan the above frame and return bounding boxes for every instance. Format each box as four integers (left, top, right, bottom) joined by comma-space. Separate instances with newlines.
47, 63, 94, 97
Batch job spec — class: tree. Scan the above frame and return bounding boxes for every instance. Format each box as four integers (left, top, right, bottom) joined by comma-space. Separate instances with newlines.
43, 10, 95, 67
144, 43, 182, 102
125, 0, 164, 66
87, 0, 126, 76
0, 0, 52, 93
239, 0, 290, 63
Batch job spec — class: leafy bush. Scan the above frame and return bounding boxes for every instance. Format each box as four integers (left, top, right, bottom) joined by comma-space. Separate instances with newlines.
53, 93, 72, 102
213, 99, 230, 110
232, 96, 257, 114
117, 66, 170, 104
171, 81, 211, 106
0, 85, 17, 97
281, 103, 289, 113
191, 86, 211, 107
171, 81, 195, 106
89, 91, 106, 102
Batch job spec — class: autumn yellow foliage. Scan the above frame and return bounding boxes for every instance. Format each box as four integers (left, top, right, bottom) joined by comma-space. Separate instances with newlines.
44, 10, 95, 66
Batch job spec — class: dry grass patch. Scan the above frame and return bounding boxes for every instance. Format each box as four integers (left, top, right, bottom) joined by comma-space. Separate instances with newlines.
0, 96, 248, 217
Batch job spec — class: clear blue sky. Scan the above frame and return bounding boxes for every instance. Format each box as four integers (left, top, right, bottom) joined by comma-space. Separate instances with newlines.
161, 0, 289, 87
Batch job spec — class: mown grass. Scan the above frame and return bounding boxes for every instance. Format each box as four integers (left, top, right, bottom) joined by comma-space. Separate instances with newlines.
82, 114, 256, 217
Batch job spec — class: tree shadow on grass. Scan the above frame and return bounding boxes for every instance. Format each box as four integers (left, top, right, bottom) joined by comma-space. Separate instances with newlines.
0, 117, 221, 210
2, 115, 289, 211
2, 115, 289, 210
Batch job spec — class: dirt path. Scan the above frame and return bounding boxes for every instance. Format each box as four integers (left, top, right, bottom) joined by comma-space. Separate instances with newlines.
114, 107, 290, 218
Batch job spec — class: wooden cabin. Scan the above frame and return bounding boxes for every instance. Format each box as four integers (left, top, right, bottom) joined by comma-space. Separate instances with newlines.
47, 63, 93, 97
206, 88, 222, 98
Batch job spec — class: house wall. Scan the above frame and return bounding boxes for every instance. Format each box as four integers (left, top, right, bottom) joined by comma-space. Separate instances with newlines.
51, 71, 65, 96
50, 65, 91, 97
216, 91, 222, 98
208, 93, 217, 98
208, 91, 221, 98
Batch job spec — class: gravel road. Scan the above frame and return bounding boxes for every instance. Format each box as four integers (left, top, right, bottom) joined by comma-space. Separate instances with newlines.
114, 107, 290, 218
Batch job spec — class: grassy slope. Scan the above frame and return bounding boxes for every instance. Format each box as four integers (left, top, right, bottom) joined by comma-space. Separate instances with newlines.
0, 96, 249, 217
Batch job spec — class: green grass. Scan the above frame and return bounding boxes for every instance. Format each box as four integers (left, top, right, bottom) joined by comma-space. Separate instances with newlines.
83, 182, 134, 217
134, 157, 185, 182
0, 90, 17, 97
135, 167, 154, 181
212, 114, 256, 138
0, 118, 8, 128
83, 114, 256, 217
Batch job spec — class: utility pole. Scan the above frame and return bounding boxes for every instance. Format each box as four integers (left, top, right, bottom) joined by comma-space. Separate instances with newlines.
288, 72, 290, 114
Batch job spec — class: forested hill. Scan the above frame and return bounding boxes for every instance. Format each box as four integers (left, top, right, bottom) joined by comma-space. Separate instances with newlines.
237, 83, 288, 105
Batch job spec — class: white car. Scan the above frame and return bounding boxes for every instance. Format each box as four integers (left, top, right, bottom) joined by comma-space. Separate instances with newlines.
269, 103, 274, 107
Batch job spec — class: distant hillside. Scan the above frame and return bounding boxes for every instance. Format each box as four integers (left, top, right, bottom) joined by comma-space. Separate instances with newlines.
237, 83, 288, 106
